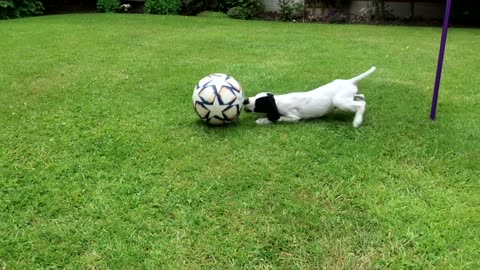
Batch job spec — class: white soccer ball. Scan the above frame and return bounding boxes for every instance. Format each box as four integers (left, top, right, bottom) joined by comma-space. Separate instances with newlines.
192, 73, 245, 125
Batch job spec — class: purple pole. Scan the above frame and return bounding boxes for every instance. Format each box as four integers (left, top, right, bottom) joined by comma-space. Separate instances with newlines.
430, 0, 453, 120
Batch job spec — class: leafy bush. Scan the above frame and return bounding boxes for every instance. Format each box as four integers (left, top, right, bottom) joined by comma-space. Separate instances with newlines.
243, 0, 264, 18
0, 0, 43, 19
277, 0, 303, 21
145, 0, 181, 15
97, 0, 120, 12
181, 0, 217, 15
368, 0, 394, 21
227, 6, 247, 19
223, 0, 264, 19
179, 0, 262, 18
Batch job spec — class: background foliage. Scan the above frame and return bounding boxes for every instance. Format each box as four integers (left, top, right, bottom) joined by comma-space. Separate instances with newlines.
225, 0, 264, 19
181, 0, 263, 18
96, 0, 120, 13
145, 0, 182, 15
0, 0, 43, 19
277, 0, 304, 21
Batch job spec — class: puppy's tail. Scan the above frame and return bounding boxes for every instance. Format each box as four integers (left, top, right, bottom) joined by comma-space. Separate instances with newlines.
349, 66, 376, 84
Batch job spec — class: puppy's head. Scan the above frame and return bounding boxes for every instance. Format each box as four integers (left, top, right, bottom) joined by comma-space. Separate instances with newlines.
243, 92, 272, 113
243, 92, 280, 122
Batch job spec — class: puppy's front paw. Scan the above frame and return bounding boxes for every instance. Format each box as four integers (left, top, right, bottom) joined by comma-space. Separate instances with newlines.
353, 120, 363, 128
256, 118, 272, 125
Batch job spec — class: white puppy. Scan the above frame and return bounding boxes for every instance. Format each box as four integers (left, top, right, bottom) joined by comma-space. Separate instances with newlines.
243, 67, 376, 128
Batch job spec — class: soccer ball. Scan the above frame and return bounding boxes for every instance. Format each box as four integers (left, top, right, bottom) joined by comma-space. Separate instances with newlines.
192, 73, 244, 125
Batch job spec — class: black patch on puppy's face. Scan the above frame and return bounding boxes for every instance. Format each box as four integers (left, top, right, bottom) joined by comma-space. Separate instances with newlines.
243, 98, 252, 112
254, 93, 280, 122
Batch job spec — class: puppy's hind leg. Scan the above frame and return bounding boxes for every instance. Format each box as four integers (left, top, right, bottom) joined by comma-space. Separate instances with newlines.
333, 97, 366, 128
354, 94, 365, 101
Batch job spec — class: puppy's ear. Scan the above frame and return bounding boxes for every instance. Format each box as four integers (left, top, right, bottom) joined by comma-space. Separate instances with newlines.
254, 93, 280, 122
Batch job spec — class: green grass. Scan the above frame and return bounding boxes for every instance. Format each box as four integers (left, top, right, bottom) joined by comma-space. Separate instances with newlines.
1, 14, 479, 269
197, 11, 229, 18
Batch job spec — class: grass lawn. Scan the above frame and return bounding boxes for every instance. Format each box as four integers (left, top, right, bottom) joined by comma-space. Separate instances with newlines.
1, 14, 479, 269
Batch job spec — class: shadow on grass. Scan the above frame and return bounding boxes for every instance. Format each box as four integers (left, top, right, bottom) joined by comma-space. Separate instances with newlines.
304, 111, 355, 125
192, 111, 357, 133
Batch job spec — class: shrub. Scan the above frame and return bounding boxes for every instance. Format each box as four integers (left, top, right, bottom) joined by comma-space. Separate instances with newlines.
179, 0, 262, 18
97, 0, 120, 13
0, 0, 43, 19
242, 0, 264, 18
227, 6, 247, 19
216, 0, 233, 11
368, 0, 394, 21
277, 0, 303, 21
224, 0, 264, 19
223, 0, 263, 17
181, 0, 217, 16
145, 0, 181, 15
